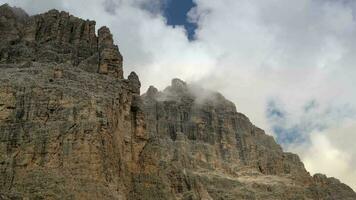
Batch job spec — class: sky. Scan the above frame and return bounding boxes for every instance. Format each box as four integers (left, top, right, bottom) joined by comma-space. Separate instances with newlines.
162, 0, 197, 40
1, 0, 356, 190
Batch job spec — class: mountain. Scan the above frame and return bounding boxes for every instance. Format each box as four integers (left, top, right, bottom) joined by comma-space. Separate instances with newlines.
0, 4, 355, 200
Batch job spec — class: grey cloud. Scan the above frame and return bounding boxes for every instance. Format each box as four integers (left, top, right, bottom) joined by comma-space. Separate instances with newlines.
103, 0, 120, 15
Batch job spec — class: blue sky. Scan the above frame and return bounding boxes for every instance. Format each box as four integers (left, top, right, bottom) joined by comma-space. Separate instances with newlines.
163, 0, 197, 40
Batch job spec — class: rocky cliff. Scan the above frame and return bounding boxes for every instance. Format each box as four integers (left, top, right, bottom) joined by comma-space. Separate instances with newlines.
0, 4, 355, 200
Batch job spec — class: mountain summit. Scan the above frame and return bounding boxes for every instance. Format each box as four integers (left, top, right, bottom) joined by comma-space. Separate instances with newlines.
0, 4, 355, 200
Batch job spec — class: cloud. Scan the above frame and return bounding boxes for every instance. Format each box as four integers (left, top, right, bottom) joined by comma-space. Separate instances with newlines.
290, 129, 356, 190
266, 98, 355, 145
266, 97, 356, 189
4, 0, 64, 14
1, 0, 356, 190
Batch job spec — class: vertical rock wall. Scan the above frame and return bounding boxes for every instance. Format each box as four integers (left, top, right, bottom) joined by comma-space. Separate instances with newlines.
0, 4, 141, 199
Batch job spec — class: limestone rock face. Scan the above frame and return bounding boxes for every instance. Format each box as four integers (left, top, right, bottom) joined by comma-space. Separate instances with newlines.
0, 4, 123, 79
0, 64, 145, 200
139, 79, 356, 200
0, 4, 356, 200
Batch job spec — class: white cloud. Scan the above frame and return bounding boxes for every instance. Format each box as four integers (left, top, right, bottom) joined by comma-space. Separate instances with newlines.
1, 0, 356, 190
289, 128, 356, 190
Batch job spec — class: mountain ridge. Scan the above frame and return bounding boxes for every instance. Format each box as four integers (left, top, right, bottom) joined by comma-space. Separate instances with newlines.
0, 4, 355, 199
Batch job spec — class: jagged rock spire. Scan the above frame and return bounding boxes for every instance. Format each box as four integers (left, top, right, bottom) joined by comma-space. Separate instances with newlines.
98, 26, 123, 79
128, 71, 141, 94
171, 78, 187, 89
146, 85, 158, 98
